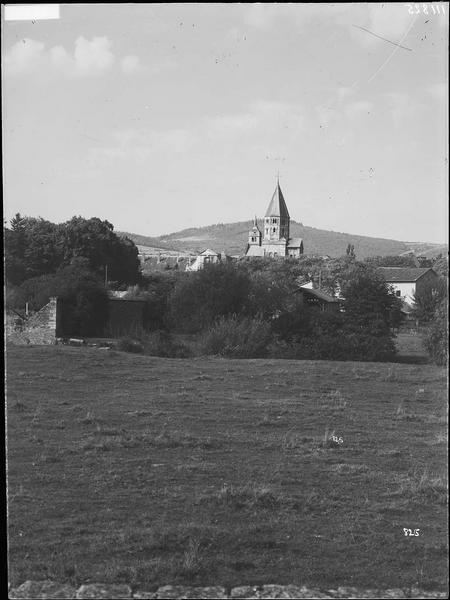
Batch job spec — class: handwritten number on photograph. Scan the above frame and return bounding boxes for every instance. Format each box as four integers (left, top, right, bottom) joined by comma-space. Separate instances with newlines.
403, 528, 420, 536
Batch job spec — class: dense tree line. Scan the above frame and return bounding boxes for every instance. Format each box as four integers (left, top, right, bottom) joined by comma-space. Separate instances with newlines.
122, 257, 403, 362
5, 214, 140, 286
5, 214, 141, 337
6, 213, 446, 364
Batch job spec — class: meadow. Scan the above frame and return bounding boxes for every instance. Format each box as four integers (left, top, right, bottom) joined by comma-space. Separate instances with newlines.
6, 343, 448, 593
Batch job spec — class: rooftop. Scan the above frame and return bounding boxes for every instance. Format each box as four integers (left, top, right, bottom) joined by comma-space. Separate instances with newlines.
287, 237, 303, 248
264, 182, 290, 219
378, 267, 436, 282
295, 287, 340, 303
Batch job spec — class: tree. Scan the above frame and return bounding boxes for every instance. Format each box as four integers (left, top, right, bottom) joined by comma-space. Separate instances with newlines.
416, 256, 433, 268
431, 255, 448, 277
19, 260, 109, 336
4, 215, 61, 284
341, 264, 401, 329
423, 299, 448, 366
22, 217, 64, 279
4, 214, 141, 286
346, 243, 355, 258
338, 263, 401, 360
411, 277, 447, 324
123, 272, 180, 331
59, 217, 141, 284
270, 293, 314, 342
168, 262, 252, 333
364, 254, 418, 268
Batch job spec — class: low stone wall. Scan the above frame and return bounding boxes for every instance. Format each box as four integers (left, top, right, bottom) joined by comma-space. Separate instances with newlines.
6, 298, 59, 345
8, 581, 447, 599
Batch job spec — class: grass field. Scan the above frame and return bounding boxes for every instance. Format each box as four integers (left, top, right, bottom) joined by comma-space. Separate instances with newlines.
6, 344, 448, 593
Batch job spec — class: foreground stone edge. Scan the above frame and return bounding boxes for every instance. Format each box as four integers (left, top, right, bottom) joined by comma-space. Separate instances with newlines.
8, 580, 449, 599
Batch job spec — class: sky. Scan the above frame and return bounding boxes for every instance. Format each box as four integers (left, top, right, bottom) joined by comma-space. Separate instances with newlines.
2, 3, 448, 243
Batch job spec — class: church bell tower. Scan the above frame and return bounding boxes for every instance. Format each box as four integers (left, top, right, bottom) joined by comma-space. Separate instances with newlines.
248, 216, 262, 246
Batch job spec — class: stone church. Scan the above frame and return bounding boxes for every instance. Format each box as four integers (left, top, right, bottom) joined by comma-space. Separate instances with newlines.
245, 181, 304, 258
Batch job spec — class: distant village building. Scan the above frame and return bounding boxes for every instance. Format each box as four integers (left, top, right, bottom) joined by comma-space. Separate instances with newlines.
245, 181, 304, 258
294, 287, 341, 312
186, 248, 222, 272
378, 267, 439, 306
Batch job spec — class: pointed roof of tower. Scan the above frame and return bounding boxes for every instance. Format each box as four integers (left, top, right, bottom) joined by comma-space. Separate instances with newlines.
251, 215, 261, 231
264, 182, 290, 218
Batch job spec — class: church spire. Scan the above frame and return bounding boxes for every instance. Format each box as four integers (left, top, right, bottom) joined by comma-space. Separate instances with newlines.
264, 181, 290, 219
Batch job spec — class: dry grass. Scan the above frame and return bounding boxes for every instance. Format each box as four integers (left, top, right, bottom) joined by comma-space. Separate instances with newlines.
6, 345, 448, 592
200, 482, 284, 511
398, 467, 448, 505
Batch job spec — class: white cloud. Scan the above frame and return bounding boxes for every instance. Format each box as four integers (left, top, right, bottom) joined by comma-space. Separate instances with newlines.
242, 3, 416, 50
149, 57, 178, 75
73, 36, 114, 74
336, 86, 356, 103
427, 82, 447, 103
205, 100, 305, 142
4, 38, 45, 73
87, 128, 197, 166
243, 3, 349, 31
345, 100, 374, 118
383, 92, 419, 127
349, 4, 416, 49
243, 4, 288, 30
5, 36, 144, 77
367, 4, 415, 43
120, 55, 143, 74
87, 99, 304, 167
315, 104, 340, 128
50, 45, 72, 69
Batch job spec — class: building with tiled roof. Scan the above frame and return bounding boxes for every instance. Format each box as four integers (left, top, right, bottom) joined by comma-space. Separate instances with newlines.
378, 267, 439, 305
245, 180, 304, 258
294, 286, 341, 312
186, 248, 220, 272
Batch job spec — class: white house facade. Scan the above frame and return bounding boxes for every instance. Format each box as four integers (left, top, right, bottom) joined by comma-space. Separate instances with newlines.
378, 267, 439, 306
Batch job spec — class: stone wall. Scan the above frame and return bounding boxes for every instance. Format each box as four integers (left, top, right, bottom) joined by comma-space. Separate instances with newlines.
5, 296, 147, 343
8, 580, 447, 599
6, 298, 60, 345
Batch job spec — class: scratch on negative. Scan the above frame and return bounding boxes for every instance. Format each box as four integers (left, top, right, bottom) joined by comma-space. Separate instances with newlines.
352, 24, 413, 51
363, 17, 418, 84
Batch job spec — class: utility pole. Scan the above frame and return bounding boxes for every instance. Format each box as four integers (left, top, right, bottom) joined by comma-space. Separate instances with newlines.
105, 265, 108, 288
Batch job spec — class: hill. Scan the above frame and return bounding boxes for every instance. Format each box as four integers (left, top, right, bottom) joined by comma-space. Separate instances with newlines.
118, 221, 446, 259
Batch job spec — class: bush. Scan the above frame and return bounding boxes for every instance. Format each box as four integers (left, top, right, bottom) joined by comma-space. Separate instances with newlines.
200, 315, 272, 358
125, 274, 179, 331
167, 263, 252, 333
143, 330, 192, 358
275, 330, 396, 362
341, 331, 397, 362
423, 300, 448, 366
117, 337, 144, 353
412, 277, 447, 324
19, 261, 109, 337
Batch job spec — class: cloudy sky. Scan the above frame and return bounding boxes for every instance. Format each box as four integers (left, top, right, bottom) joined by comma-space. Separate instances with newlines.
2, 3, 448, 243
